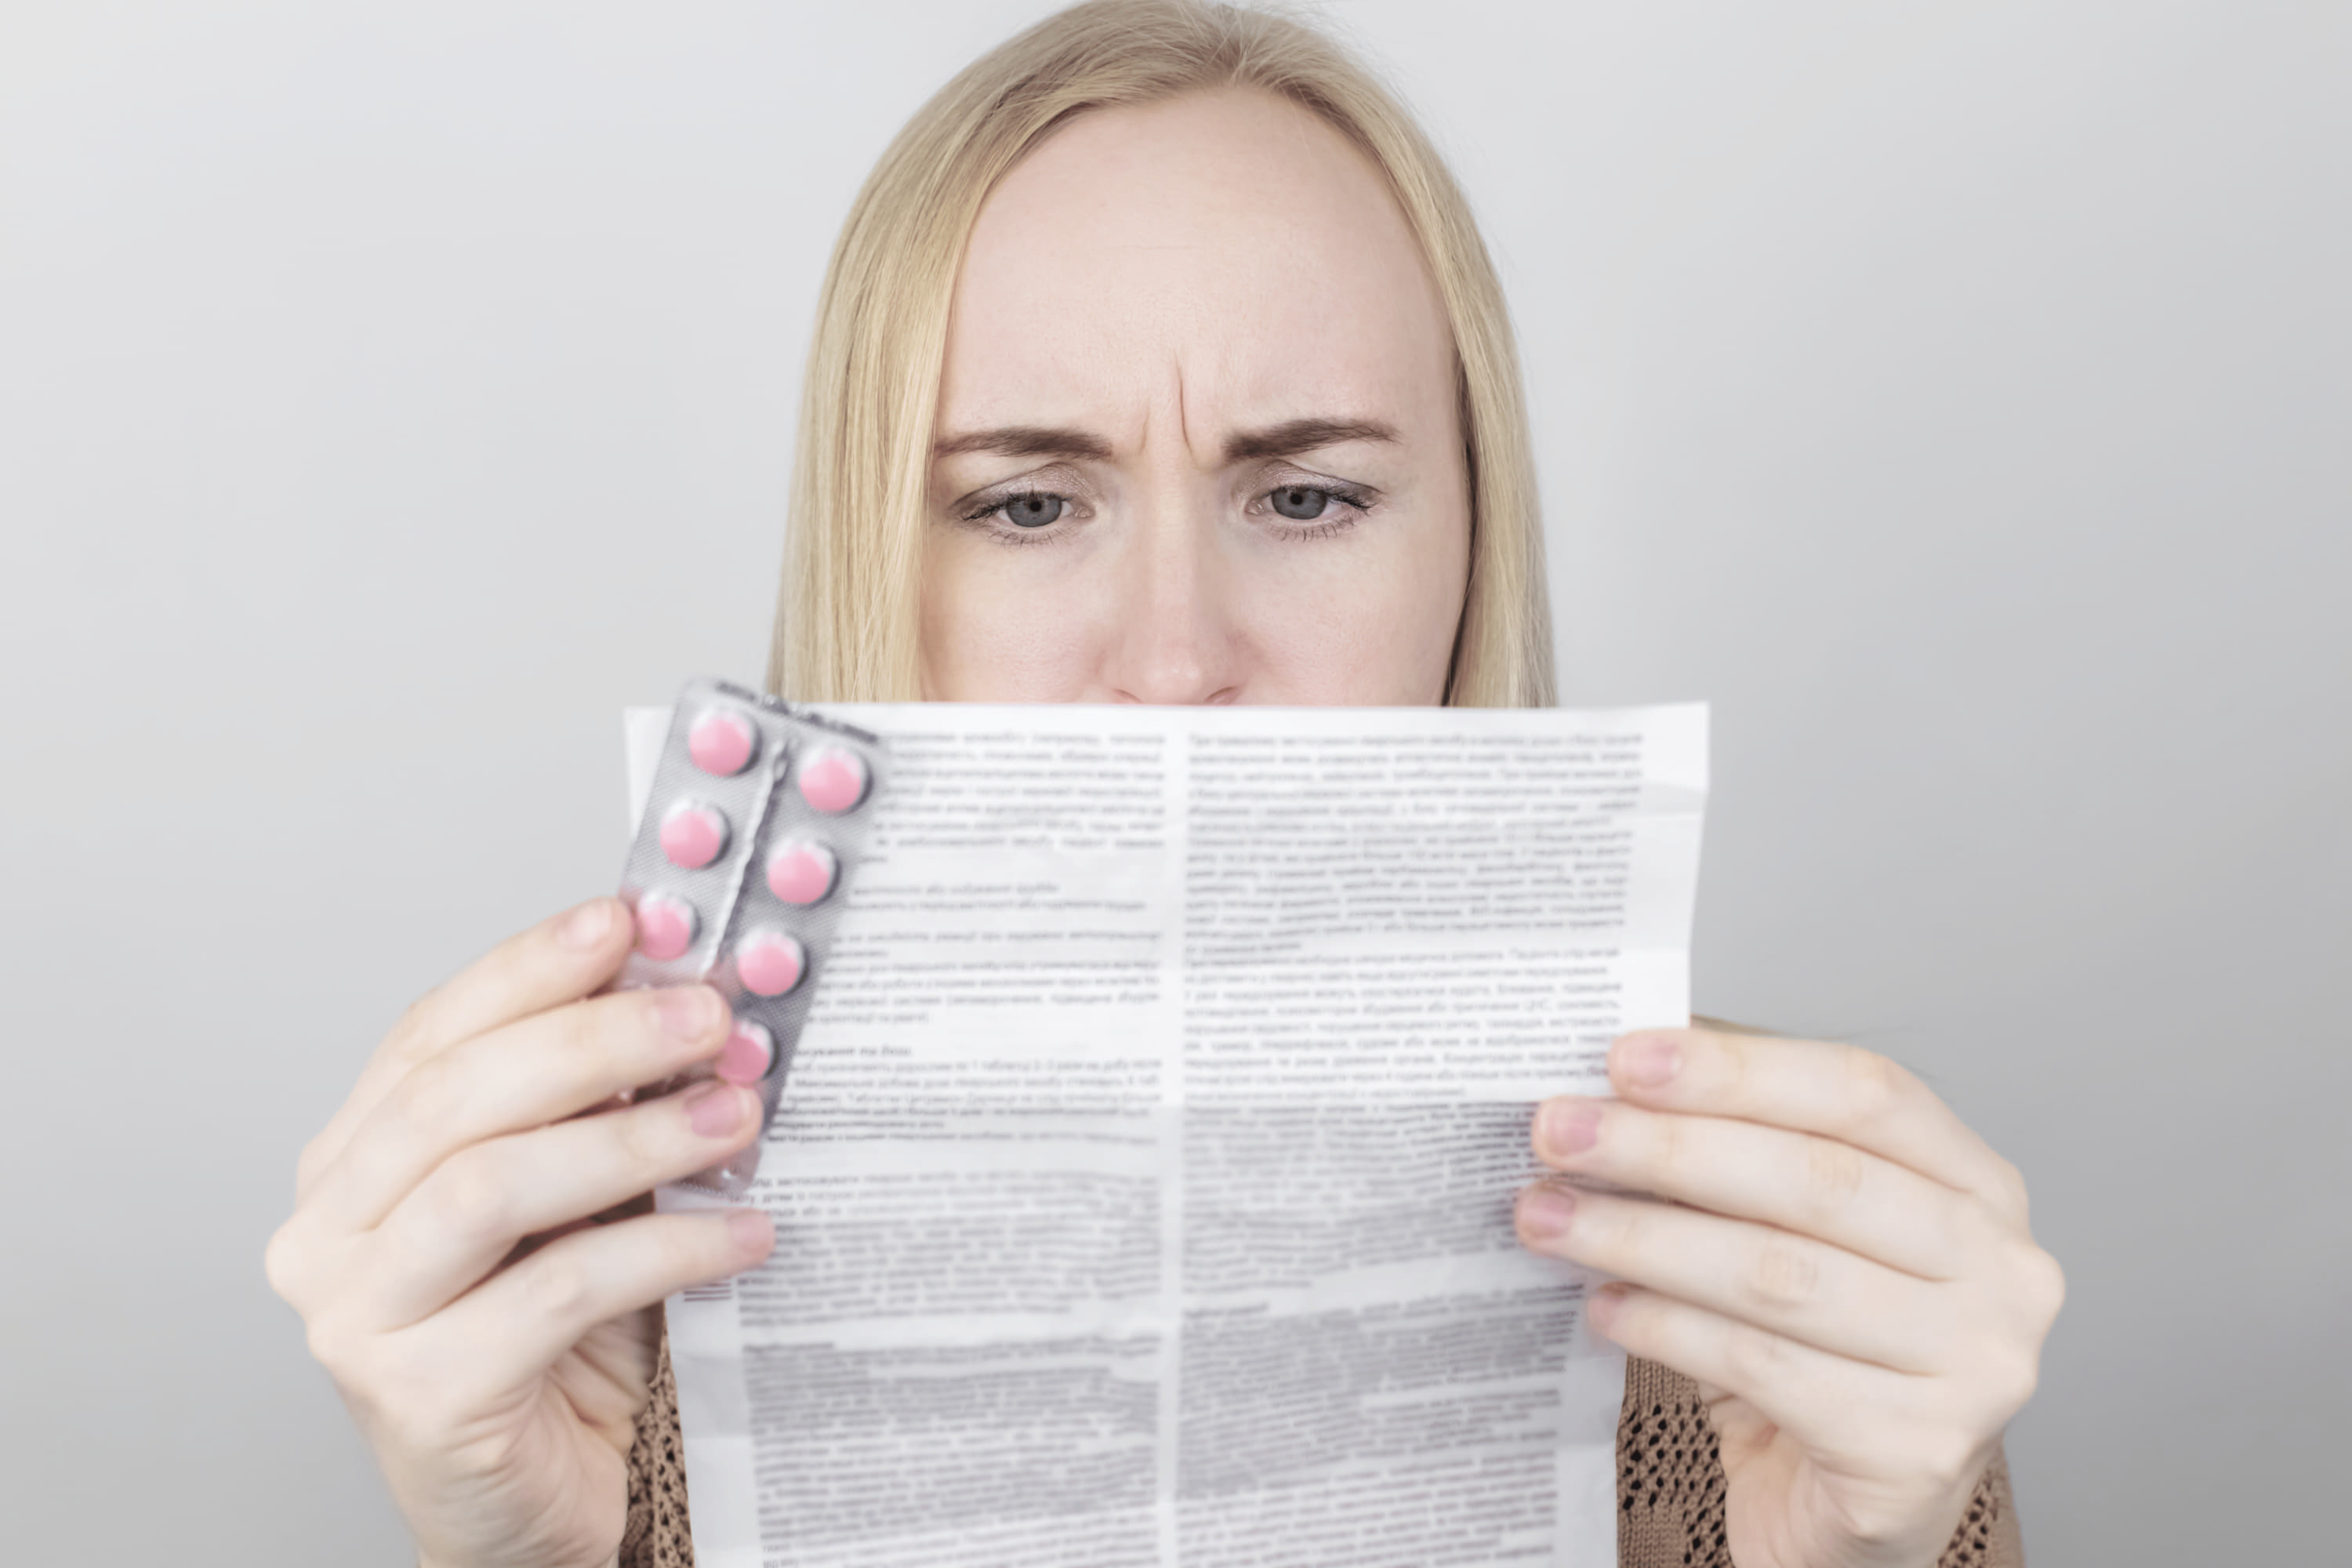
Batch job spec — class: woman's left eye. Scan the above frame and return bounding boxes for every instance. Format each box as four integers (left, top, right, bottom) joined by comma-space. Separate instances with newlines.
1269, 485, 1338, 521
1000, 493, 1064, 528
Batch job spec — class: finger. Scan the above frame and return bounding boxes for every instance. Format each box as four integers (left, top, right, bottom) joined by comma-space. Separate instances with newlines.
300, 898, 636, 1196
308, 982, 732, 1233
1607, 1026, 2023, 1213
424, 1207, 775, 1394
1584, 1283, 1928, 1470
1531, 1096, 1970, 1280
355, 1080, 764, 1330
1515, 1182, 1947, 1373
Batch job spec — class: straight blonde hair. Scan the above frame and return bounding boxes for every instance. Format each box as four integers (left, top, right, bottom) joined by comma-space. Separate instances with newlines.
768, 0, 1555, 707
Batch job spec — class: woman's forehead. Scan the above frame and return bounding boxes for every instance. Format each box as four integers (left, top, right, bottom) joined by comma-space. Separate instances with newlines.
940, 88, 1455, 452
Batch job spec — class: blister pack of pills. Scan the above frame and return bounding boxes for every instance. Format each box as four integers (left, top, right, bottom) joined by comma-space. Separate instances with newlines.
616, 677, 887, 1199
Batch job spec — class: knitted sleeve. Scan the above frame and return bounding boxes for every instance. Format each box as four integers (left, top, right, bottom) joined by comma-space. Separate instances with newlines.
1616, 1356, 2024, 1568
619, 1325, 694, 1568
622, 1338, 2022, 1567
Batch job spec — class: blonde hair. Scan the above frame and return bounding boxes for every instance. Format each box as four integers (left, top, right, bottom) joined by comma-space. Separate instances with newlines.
768, 0, 1555, 707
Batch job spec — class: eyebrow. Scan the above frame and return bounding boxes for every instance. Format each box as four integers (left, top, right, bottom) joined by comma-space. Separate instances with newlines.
931, 416, 1401, 466
932, 426, 1116, 463
1220, 417, 1400, 464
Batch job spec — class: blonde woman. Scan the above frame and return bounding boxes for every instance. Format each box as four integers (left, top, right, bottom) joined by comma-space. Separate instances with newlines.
267, 5, 2062, 1566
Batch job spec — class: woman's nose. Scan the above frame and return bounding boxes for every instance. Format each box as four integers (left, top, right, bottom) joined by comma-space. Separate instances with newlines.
1101, 503, 1244, 705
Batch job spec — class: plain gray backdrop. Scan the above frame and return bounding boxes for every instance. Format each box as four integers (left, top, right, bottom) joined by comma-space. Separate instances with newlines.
2, 1, 2345, 1562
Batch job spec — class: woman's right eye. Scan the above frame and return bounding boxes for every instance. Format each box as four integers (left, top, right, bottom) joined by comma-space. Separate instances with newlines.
953, 485, 1080, 546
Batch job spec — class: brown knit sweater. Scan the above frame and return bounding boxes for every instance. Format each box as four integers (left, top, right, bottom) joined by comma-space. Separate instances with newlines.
621, 1326, 2022, 1567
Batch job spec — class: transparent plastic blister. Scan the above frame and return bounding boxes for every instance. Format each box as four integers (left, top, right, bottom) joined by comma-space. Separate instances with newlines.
615, 676, 887, 1199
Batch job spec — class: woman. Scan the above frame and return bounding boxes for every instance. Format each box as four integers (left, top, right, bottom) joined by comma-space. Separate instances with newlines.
266, 4, 2063, 1566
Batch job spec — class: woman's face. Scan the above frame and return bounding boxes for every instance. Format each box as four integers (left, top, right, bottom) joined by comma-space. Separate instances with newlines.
920, 88, 1471, 705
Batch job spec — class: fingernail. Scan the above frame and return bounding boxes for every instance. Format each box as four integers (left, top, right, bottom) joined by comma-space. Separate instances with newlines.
685, 1080, 746, 1138
1624, 1034, 1681, 1088
655, 986, 722, 1043
715, 1022, 773, 1085
1518, 1185, 1577, 1243
728, 1209, 774, 1255
1539, 1100, 1602, 1159
557, 898, 616, 951
1588, 1283, 1628, 1331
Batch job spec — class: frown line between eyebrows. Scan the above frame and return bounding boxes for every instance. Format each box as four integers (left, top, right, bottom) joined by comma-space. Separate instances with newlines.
931, 416, 1402, 466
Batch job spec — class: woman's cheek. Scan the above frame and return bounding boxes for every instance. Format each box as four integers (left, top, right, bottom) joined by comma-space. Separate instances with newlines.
1243, 515, 1467, 705
920, 539, 1109, 702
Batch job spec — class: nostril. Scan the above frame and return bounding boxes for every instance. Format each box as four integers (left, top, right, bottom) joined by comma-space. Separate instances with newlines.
1111, 684, 1243, 706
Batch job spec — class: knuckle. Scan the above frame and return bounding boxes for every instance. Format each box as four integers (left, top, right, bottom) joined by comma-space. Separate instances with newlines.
338, 1132, 403, 1221
2039, 1250, 2068, 1321
1722, 1322, 1791, 1388
1838, 1044, 1907, 1127
1991, 1155, 2033, 1219
1918, 1196, 1974, 1275
1835, 1508, 1904, 1552
612, 1100, 671, 1172
263, 1221, 310, 1305
519, 1249, 597, 1325
1950, 1188, 2005, 1255
1988, 1343, 2042, 1415
2014, 1242, 2067, 1328
302, 1312, 357, 1377
292, 1135, 329, 1198
1644, 1109, 1687, 1178
576, 993, 655, 1089
1745, 1238, 1821, 1311
1714, 1033, 1755, 1098
426, 1154, 514, 1247
385, 988, 445, 1062
1799, 1136, 1870, 1220
1825, 1483, 1912, 1548
394, 1052, 467, 1140
1598, 1198, 1650, 1265
1920, 1432, 1987, 1494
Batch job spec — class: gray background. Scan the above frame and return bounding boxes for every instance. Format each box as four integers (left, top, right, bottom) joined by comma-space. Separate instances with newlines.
2, 1, 2345, 1562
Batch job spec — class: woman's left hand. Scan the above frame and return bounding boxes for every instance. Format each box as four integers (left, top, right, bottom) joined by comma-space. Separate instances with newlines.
1515, 1025, 2063, 1568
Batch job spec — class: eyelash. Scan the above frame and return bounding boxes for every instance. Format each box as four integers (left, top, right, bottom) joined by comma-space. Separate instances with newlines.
957, 481, 1377, 546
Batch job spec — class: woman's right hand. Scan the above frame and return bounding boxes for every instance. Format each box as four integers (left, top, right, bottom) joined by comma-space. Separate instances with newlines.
266, 896, 777, 1568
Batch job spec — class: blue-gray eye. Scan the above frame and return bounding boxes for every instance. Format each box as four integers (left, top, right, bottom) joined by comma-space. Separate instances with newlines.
1271, 485, 1330, 521
1004, 494, 1063, 528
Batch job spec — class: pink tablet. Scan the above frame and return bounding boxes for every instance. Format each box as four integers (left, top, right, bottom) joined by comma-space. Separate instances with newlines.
796, 746, 869, 814
716, 1019, 775, 1084
633, 894, 698, 962
659, 802, 730, 870
764, 840, 838, 906
688, 708, 757, 776
735, 929, 806, 997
